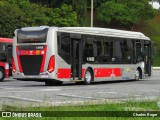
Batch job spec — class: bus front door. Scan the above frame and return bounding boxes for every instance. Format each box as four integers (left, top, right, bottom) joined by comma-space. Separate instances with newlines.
71, 39, 82, 80
144, 41, 151, 76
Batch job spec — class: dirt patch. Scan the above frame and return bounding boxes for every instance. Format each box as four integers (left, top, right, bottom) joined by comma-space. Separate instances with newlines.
154, 14, 160, 22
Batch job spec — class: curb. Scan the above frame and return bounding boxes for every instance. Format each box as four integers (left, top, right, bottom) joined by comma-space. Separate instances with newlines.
153, 67, 160, 70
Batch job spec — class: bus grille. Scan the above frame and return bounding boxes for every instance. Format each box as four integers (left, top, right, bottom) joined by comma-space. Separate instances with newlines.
19, 55, 43, 75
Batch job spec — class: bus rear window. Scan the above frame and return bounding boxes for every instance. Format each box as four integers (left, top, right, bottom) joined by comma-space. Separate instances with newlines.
17, 28, 48, 43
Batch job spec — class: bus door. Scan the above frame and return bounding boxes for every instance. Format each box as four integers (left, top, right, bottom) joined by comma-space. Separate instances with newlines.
144, 41, 151, 76
71, 38, 82, 80
7, 45, 12, 76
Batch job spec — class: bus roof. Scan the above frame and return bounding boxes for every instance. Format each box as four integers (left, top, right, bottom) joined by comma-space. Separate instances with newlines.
0, 37, 13, 43
58, 27, 150, 40
17, 26, 150, 40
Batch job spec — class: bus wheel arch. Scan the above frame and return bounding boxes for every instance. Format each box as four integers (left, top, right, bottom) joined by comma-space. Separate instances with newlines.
84, 67, 94, 85
135, 67, 142, 80
0, 67, 5, 82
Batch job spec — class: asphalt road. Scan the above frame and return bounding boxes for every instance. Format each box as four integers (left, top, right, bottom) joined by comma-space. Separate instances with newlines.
0, 70, 160, 107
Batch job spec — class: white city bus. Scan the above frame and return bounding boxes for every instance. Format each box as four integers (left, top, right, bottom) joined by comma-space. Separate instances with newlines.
12, 27, 152, 85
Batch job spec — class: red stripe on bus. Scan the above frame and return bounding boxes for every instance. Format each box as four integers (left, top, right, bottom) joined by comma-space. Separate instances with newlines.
0, 62, 9, 77
82, 69, 85, 78
40, 46, 47, 72
113, 68, 121, 77
16, 46, 23, 72
57, 68, 86, 79
57, 68, 71, 78
57, 68, 121, 79
0, 38, 13, 43
94, 68, 121, 78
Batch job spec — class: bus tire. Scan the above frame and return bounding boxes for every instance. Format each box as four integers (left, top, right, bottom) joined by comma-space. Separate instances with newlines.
135, 69, 140, 80
0, 68, 5, 82
84, 68, 93, 85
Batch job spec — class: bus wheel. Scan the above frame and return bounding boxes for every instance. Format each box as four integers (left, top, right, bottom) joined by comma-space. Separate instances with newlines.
135, 69, 140, 80
84, 69, 93, 85
0, 68, 5, 82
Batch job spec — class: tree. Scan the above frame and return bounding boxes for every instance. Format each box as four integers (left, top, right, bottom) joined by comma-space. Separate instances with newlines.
96, 0, 157, 29
0, 1, 26, 37
29, 0, 87, 26
72, 0, 87, 26
49, 4, 78, 27
0, 1, 79, 37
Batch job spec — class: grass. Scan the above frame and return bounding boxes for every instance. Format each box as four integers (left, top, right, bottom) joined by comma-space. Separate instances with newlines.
1, 100, 160, 119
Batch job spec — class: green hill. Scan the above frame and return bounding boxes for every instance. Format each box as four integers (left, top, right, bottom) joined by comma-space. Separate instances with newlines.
134, 13, 160, 66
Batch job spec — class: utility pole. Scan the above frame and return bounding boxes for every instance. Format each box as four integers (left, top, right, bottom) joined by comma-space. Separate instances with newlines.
91, 0, 93, 27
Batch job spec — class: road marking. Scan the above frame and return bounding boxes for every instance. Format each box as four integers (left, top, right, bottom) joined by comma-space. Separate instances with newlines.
97, 91, 142, 97
57, 94, 105, 100
41, 89, 61, 91
3, 88, 23, 90
0, 88, 61, 94
140, 90, 160, 93
0, 96, 88, 105
1, 95, 158, 106
97, 92, 117, 94
88, 86, 96, 88
97, 91, 128, 96
0, 96, 46, 103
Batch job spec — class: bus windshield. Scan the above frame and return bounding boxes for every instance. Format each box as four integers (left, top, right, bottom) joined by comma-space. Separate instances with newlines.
17, 28, 48, 43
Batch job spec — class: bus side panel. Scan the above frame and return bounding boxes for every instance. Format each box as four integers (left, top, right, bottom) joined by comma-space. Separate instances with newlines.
0, 62, 9, 78
42, 29, 57, 80
82, 63, 144, 81
12, 36, 20, 79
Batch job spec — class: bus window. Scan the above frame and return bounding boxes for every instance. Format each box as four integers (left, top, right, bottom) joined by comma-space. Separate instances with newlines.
7, 45, 12, 64
0, 44, 7, 62
17, 28, 48, 43
95, 37, 113, 63
121, 40, 128, 63
61, 34, 70, 53
136, 40, 143, 62
113, 39, 122, 63
97, 40, 103, 56
94, 37, 103, 63
83, 37, 94, 62
104, 41, 113, 63
57, 33, 71, 64
127, 40, 134, 63
121, 40, 134, 63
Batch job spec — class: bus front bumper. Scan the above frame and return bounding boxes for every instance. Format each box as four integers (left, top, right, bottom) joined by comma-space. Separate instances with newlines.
12, 71, 55, 80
